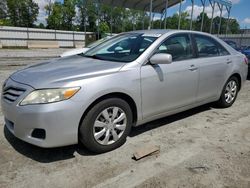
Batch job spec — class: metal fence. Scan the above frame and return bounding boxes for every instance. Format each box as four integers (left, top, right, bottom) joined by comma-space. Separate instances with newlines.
1, 26, 250, 48
0, 26, 94, 48
218, 33, 250, 47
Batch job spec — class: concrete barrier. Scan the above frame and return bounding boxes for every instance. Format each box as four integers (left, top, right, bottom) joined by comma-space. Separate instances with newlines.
218, 33, 250, 46
74, 41, 84, 48
0, 26, 93, 48
28, 40, 59, 49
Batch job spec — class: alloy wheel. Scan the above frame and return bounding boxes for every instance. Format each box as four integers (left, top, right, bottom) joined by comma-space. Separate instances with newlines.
93, 107, 127, 145
225, 80, 237, 104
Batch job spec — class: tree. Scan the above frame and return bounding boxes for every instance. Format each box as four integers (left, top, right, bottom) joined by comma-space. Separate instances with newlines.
86, 2, 98, 32
213, 16, 226, 34
195, 12, 210, 32
37, 23, 45, 29
99, 6, 146, 33
46, 0, 76, 30
62, 0, 76, 30
76, 2, 147, 33
99, 22, 110, 34
44, 0, 53, 18
6, 0, 39, 27
0, 0, 10, 26
76, 0, 87, 31
76, 0, 99, 32
128, 9, 146, 31
160, 12, 190, 30
192, 13, 240, 34
43, 1, 240, 34
0, 0, 7, 19
46, 2, 63, 29
178, 11, 190, 30
227, 18, 240, 34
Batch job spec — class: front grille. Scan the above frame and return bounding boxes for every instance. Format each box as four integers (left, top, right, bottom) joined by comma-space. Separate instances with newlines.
2, 86, 26, 103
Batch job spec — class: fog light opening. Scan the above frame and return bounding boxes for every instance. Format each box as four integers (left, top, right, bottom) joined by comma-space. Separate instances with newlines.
5, 118, 14, 131
31, 129, 46, 139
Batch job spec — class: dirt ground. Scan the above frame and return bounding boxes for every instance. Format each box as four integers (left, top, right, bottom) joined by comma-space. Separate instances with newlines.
0, 49, 250, 188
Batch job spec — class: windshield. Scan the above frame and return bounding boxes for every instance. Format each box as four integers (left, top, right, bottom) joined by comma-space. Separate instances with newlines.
87, 37, 111, 48
83, 33, 158, 62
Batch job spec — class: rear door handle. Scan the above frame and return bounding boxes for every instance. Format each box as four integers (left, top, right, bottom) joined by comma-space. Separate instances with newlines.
189, 65, 198, 71
226, 60, 232, 64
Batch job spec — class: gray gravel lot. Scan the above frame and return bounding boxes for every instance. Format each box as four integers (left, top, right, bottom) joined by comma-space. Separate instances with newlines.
0, 49, 250, 188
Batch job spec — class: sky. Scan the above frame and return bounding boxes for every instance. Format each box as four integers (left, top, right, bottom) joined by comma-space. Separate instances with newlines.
34, 0, 250, 29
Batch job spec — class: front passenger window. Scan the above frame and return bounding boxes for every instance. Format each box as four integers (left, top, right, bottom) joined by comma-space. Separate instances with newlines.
156, 35, 193, 61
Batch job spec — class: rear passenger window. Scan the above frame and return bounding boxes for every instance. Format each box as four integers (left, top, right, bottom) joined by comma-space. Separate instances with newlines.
156, 34, 193, 61
194, 35, 229, 57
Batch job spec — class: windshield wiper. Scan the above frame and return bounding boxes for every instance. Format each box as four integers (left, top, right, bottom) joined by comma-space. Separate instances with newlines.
83, 54, 104, 60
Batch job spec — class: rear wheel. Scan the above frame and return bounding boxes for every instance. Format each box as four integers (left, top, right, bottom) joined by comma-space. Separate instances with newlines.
79, 98, 132, 153
217, 76, 239, 108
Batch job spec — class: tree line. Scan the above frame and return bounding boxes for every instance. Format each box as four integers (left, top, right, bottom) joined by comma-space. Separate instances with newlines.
0, 0, 240, 34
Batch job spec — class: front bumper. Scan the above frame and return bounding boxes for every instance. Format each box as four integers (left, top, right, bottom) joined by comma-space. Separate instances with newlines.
1, 79, 83, 148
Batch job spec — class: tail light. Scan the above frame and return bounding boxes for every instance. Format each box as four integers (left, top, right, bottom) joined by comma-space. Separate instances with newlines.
244, 56, 249, 65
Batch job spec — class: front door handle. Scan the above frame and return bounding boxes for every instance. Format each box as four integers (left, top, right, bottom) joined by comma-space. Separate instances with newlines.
189, 65, 198, 71
226, 60, 232, 64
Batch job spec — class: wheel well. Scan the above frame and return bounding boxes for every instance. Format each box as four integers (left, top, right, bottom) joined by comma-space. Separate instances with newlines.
79, 92, 138, 129
231, 73, 242, 90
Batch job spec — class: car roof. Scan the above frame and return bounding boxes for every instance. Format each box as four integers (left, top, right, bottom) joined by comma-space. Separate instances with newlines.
127, 29, 170, 35
126, 29, 215, 37
126, 29, 238, 55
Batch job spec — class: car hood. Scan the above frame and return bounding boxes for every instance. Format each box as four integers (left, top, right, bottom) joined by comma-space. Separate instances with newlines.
10, 55, 125, 88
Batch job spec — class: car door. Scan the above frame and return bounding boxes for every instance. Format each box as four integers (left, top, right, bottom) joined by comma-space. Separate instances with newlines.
193, 34, 230, 102
141, 34, 199, 119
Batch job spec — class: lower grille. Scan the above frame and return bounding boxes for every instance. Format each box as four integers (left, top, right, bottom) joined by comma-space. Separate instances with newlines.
5, 118, 14, 131
2, 86, 26, 103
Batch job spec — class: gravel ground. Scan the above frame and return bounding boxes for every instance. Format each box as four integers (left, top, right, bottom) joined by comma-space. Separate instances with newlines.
0, 49, 250, 188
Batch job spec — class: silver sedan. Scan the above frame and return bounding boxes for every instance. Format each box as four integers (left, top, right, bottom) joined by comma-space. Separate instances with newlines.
1, 30, 248, 153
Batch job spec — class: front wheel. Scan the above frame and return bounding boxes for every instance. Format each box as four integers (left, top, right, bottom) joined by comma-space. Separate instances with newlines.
217, 76, 239, 108
79, 98, 132, 153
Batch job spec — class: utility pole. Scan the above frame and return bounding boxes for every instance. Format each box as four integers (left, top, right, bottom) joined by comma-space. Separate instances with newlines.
178, 0, 182, 30
164, 0, 168, 29
190, 0, 194, 30
148, 0, 153, 29
209, 0, 215, 34
200, 0, 206, 31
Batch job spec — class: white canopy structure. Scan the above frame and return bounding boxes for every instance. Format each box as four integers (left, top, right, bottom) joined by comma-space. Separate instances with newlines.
90, 0, 233, 38
99, 0, 183, 30
99, 0, 182, 13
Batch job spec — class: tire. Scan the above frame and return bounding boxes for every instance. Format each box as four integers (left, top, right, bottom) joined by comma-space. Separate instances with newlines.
217, 76, 239, 108
79, 98, 133, 153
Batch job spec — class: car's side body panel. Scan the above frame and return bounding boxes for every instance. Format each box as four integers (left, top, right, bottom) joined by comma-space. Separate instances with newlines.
140, 59, 198, 119
195, 55, 229, 102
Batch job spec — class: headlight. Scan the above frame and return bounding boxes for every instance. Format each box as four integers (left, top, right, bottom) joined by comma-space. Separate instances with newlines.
20, 87, 80, 106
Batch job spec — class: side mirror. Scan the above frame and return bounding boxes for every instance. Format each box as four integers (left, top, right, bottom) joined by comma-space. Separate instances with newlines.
150, 53, 172, 65
114, 46, 123, 53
